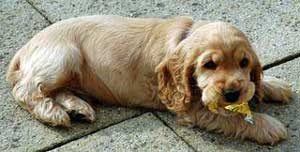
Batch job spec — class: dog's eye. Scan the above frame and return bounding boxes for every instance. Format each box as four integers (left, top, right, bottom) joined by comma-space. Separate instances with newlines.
240, 58, 249, 68
203, 61, 217, 70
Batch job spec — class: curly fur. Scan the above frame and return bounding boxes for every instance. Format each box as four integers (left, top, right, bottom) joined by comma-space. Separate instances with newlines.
6, 15, 292, 144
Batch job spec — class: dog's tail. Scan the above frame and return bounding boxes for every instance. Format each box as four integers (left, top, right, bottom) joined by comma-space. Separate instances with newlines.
6, 47, 23, 86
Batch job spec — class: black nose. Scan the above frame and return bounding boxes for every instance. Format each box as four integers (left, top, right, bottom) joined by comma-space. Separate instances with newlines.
223, 90, 240, 103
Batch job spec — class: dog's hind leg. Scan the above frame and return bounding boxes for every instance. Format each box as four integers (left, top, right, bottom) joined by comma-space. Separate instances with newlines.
8, 42, 88, 126
12, 76, 72, 127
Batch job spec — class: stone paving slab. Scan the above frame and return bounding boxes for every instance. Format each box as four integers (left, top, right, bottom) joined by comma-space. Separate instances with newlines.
27, 0, 300, 66
1, 0, 300, 152
0, 0, 141, 151
49, 113, 194, 152
157, 58, 300, 151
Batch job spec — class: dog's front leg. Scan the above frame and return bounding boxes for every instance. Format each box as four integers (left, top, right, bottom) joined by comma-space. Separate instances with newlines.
262, 76, 292, 103
178, 107, 287, 145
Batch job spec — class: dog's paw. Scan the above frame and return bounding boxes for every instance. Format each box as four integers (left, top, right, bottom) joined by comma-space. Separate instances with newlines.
32, 95, 96, 127
33, 98, 71, 127
263, 76, 293, 104
59, 97, 96, 122
249, 113, 287, 145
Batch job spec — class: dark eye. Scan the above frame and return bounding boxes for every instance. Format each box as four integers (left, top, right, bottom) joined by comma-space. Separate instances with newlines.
203, 61, 217, 70
240, 58, 249, 68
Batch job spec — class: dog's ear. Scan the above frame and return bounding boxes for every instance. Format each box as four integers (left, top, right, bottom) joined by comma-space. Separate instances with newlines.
155, 17, 194, 113
156, 45, 194, 113
250, 54, 263, 103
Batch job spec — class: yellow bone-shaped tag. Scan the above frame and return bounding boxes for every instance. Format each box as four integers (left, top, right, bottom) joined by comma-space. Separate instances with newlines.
225, 103, 251, 115
225, 83, 255, 124
225, 103, 253, 124
208, 101, 219, 114
207, 83, 255, 124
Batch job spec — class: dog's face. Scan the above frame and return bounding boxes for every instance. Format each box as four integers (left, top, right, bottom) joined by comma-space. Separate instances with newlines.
189, 22, 262, 115
157, 22, 262, 115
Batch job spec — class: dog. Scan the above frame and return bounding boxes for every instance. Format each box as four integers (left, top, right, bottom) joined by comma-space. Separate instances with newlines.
6, 15, 292, 145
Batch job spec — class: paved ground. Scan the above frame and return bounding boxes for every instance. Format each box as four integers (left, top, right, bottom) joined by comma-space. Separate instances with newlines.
0, 0, 299, 151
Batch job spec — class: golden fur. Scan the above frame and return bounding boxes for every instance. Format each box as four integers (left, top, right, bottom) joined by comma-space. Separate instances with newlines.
6, 15, 292, 144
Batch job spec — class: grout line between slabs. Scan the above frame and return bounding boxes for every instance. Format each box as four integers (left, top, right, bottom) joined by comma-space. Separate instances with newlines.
35, 49, 300, 151
36, 112, 145, 152
23, 0, 300, 71
153, 112, 197, 152
21, 2, 299, 150
25, 0, 53, 24
263, 52, 300, 70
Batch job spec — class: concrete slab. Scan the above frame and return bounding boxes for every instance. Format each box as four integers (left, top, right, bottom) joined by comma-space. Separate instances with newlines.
27, 0, 300, 65
49, 113, 193, 152
0, 0, 49, 56
265, 58, 300, 93
0, 0, 141, 151
2, 0, 300, 151
157, 58, 300, 151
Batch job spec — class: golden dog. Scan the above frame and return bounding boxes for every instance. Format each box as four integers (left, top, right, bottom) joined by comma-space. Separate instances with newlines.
6, 15, 292, 144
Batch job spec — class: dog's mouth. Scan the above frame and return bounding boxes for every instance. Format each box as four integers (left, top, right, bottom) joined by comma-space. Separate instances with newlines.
202, 82, 256, 116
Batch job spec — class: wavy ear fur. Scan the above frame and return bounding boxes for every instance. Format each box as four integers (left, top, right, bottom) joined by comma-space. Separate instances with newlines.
156, 17, 194, 113
156, 46, 193, 112
250, 54, 263, 107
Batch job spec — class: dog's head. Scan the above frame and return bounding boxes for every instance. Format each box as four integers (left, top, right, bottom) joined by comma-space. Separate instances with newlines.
156, 19, 262, 115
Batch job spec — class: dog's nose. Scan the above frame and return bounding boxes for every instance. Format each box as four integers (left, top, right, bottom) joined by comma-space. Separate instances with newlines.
223, 89, 240, 103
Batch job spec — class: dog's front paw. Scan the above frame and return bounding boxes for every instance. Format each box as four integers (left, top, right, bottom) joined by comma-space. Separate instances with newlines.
248, 113, 287, 145
263, 76, 292, 104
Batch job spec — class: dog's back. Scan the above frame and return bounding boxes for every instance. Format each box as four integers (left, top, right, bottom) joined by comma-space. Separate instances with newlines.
5, 15, 181, 126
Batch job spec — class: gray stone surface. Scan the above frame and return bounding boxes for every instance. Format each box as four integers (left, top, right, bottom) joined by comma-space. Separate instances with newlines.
157, 59, 300, 151
1, 0, 300, 151
262, 59, 300, 151
0, 1, 141, 151
27, 0, 300, 66
265, 58, 300, 93
50, 113, 193, 152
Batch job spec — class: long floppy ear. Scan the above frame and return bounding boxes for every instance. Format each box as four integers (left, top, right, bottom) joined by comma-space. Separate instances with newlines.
156, 46, 194, 113
155, 17, 194, 113
250, 55, 263, 104
156, 49, 191, 112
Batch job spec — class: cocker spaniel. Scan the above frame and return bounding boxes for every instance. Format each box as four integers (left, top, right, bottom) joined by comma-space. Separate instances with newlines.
6, 15, 292, 145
